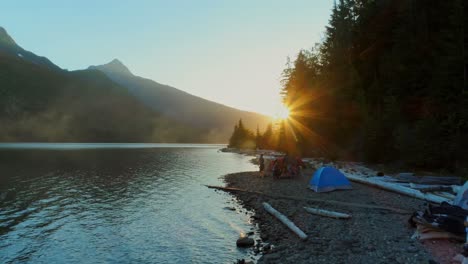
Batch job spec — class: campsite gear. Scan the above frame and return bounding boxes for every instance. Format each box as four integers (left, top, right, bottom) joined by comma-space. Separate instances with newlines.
273, 156, 304, 179
410, 202, 468, 242
309, 166, 352, 192
272, 159, 282, 178
455, 181, 468, 210
272, 157, 291, 179
264, 158, 274, 177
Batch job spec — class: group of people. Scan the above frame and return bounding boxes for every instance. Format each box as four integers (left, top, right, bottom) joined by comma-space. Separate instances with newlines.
258, 153, 304, 179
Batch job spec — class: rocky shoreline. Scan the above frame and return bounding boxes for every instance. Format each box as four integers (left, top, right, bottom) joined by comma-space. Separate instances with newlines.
223, 170, 459, 264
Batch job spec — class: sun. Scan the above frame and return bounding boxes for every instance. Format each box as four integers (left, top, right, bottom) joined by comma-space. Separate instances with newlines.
273, 104, 290, 120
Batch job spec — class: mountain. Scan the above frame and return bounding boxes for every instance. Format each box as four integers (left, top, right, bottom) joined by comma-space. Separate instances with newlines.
0, 26, 61, 71
0, 27, 206, 142
0, 26, 269, 143
89, 60, 271, 142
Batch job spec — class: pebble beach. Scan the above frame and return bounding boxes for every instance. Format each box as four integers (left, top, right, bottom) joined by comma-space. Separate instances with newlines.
223, 168, 461, 264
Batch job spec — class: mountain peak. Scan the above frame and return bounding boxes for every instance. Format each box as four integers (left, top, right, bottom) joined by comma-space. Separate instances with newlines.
108, 58, 125, 67
89, 58, 133, 76
0, 26, 17, 46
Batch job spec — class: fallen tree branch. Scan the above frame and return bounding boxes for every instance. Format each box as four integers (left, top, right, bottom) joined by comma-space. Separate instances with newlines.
303, 206, 351, 219
263, 202, 308, 240
205, 185, 409, 214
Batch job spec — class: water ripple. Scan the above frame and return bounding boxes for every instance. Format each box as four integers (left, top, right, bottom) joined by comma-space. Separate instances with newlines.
0, 146, 257, 263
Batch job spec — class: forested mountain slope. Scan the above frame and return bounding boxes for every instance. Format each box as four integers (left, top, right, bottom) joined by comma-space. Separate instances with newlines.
89, 60, 271, 142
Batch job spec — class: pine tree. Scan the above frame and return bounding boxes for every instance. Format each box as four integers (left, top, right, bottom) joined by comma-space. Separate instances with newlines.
275, 0, 468, 169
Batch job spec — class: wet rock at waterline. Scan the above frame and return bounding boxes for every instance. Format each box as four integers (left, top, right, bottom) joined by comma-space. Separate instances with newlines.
237, 237, 255, 247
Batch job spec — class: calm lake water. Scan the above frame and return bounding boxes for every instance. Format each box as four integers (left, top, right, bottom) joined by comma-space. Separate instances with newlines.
0, 144, 258, 264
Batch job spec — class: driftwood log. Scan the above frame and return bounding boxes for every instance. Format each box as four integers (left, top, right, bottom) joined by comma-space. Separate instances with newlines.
394, 175, 461, 185
263, 202, 308, 240
408, 184, 454, 193
432, 192, 456, 200
303, 207, 351, 219
345, 175, 451, 204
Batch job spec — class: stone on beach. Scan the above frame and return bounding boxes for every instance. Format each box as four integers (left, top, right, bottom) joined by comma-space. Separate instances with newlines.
236, 237, 255, 247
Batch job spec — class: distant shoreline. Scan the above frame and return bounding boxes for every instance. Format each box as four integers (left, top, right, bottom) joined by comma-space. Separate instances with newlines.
0, 142, 227, 150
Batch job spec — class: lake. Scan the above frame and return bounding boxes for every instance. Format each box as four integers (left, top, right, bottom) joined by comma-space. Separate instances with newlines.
0, 144, 258, 263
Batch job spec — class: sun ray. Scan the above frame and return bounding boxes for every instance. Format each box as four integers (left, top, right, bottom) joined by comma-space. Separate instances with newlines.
285, 116, 340, 156
290, 109, 334, 121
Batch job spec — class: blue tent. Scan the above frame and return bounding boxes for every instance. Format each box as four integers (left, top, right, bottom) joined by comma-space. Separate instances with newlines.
309, 166, 352, 192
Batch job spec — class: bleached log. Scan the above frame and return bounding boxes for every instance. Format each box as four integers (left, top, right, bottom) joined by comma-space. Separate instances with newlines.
408, 183, 454, 193
433, 191, 456, 200
394, 174, 461, 185
263, 202, 308, 240
453, 185, 462, 194
346, 174, 451, 204
303, 207, 351, 219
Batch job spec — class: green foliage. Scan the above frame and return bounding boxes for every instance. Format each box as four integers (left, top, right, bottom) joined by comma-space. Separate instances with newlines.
228, 119, 256, 149
227, 120, 288, 151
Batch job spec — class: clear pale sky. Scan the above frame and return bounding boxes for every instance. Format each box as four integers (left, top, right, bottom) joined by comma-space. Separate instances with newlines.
1, 0, 332, 116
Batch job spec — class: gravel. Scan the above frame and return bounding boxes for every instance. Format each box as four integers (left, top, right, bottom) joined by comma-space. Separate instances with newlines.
224, 170, 442, 264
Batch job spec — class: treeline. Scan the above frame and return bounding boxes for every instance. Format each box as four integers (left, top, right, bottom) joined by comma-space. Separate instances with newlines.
231, 0, 468, 171
228, 119, 290, 151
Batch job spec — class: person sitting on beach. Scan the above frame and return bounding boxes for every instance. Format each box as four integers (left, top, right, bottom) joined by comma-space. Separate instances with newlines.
282, 154, 301, 178
272, 158, 282, 178
280, 154, 291, 178
295, 156, 305, 177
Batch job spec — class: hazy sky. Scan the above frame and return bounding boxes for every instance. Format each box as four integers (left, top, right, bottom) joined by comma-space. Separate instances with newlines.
1, 0, 332, 116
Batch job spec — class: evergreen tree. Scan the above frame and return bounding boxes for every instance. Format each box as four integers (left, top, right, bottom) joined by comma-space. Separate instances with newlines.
277, 0, 468, 170
227, 119, 256, 149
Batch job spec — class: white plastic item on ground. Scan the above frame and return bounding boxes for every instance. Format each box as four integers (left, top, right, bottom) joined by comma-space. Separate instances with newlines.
263, 202, 308, 240
345, 174, 452, 204
454, 182, 468, 210
303, 207, 351, 219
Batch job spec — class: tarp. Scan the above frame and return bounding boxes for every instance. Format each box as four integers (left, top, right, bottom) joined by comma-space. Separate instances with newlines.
309, 166, 352, 192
